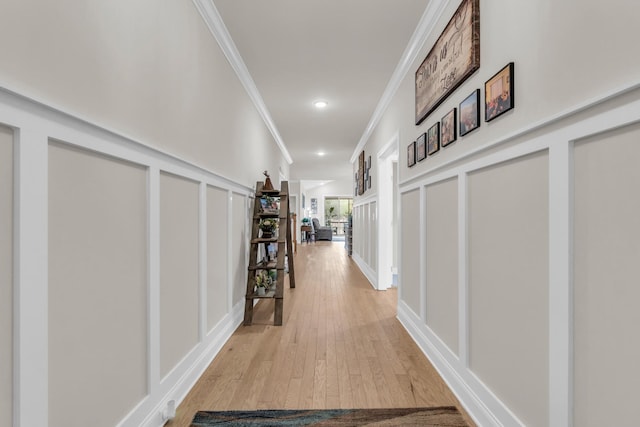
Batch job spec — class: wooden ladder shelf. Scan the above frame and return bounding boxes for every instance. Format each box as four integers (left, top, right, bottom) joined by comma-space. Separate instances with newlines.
244, 180, 296, 326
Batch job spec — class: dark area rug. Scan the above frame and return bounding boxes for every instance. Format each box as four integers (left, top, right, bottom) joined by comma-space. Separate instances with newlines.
191, 406, 468, 426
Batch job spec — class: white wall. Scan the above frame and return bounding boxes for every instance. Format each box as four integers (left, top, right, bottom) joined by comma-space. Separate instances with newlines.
357, 0, 640, 425
301, 179, 352, 224
0, 0, 288, 187
0, 1, 288, 425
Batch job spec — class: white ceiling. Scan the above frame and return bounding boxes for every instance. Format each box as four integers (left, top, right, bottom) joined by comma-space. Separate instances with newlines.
210, 0, 431, 181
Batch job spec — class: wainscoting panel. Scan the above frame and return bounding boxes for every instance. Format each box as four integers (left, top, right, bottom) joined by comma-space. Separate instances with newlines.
206, 185, 230, 332
352, 197, 379, 289
354, 205, 363, 257
362, 204, 370, 265
159, 172, 200, 379
0, 125, 13, 427
384, 70, 640, 427
1, 86, 253, 427
425, 177, 459, 356
573, 123, 640, 427
467, 151, 549, 427
231, 193, 248, 306
369, 201, 378, 271
400, 189, 421, 315
48, 142, 148, 427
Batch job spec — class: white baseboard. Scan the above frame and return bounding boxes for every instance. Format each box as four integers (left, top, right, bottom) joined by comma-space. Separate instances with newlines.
397, 301, 524, 427
120, 301, 244, 427
351, 252, 378, 289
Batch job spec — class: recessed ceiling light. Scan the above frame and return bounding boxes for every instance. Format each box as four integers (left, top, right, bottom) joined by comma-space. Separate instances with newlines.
317, 151, 326, 156
313, 100, 328, 109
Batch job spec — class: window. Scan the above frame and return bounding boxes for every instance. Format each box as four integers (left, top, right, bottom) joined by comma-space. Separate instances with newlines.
324, 197, 353, 235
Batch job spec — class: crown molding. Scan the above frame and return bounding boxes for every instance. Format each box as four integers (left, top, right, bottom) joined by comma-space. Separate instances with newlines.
192, 0, 294, 165
349, 0, 450, 164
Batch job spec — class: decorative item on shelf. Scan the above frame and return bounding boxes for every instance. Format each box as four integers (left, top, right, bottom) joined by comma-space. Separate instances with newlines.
260, 195, 279, 213
262, 170, 274, 191
268, 269, 277, 290
255, 271, 271, 296
301, 217, 310, 225
259, 218, 279, 238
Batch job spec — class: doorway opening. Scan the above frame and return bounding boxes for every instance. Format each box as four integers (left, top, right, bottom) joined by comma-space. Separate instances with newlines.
377, 133, 399, 290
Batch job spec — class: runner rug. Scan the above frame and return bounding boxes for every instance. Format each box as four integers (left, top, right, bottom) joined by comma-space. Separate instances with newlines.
191, 406, 468, 426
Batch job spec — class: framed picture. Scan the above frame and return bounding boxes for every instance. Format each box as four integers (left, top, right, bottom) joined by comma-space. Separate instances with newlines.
427, 122, 440, 155
416, 133, 427, 161
358, 151, 365, 195
485, 62, 514, 122
441, 108, 457, 147
459, 89, 480, 136
415, 0, 480, 125
407, 141, 416, 167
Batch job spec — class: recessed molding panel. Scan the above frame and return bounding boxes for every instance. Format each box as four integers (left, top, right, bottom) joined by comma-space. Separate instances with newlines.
159, 172, 200, 378
48, 141, 148, 427
574, 124, 640, 427
207, 185, 229, 331
425, 177, 459, 355
0, 125, 13, 427
467, 151, 549, 427
400, 189, 421, 315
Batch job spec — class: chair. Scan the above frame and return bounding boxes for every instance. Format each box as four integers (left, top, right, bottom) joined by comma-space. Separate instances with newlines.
312, 218, 333, 241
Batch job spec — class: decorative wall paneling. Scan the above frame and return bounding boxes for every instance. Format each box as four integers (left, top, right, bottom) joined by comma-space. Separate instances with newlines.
352, 194, 378, 289
0, 86, 252, 427
397, 83, 640, 426
0, 125, 14, 427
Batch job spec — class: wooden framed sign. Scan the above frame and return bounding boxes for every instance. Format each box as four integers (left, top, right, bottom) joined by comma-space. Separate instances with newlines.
415, 0, 480, 125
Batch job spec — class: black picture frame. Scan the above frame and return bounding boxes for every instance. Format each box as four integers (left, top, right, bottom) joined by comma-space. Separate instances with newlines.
485, 62, 514, 122
416, 133, 427, 162
459, 89, 480, 136
441, 108, 457, 147
407, 141, 416, 167
427, 122, 440, 155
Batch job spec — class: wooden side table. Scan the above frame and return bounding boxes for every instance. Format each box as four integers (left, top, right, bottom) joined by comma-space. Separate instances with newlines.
300, 224, 313, 243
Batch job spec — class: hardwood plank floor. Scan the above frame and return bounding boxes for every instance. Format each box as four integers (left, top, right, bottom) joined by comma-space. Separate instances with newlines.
169, 241, 475, 426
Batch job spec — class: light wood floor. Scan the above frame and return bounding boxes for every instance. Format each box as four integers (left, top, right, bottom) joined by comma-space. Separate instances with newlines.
169, 241, 475, 426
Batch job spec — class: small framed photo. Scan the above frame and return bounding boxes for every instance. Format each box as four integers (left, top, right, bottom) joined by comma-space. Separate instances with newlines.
416, 133, 427, 162
441, 108, 457, 147
407, 141, 416, 167
485, 62, 514, 122
459, 89, 480, 136
427, 122, 440, 155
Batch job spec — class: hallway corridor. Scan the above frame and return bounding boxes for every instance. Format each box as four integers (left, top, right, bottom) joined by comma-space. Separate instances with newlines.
170, 242, 474, 426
